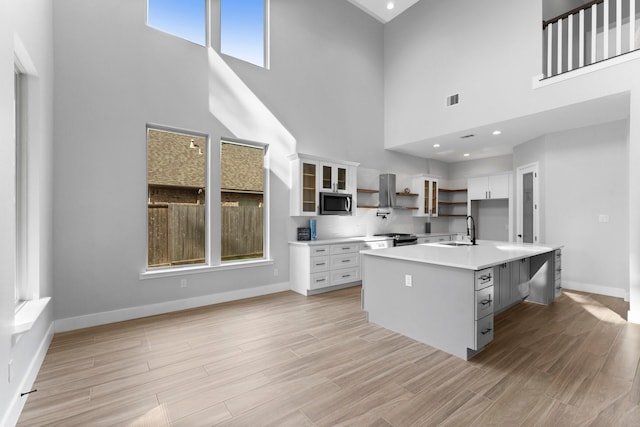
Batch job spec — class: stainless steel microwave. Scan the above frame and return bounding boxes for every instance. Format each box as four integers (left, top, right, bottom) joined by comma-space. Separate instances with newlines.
319, 192, 353, 215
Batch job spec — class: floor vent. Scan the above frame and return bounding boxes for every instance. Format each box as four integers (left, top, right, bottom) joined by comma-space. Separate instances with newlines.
446, 93, 459, 107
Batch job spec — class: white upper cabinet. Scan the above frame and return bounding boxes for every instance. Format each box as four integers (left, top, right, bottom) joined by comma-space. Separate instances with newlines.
289, 154, 358, 216
468, 174, 510, 200
412, 176, 439, 217
320, 162, 349, 193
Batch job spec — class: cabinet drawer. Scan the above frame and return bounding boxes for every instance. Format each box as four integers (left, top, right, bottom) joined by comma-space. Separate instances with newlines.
474, 314, 494, 350
331, 243, 360, 255
331, 253, 360, 269
475, 268, 494, 290
475, 286, 494, 319
310, 272, 331, 290
310, 256, 330, 273
311, 246, 331, 256
332, 268, 360, 285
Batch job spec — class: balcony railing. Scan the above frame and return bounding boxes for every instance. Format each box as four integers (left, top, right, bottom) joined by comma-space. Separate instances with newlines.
543, 0, 640, 78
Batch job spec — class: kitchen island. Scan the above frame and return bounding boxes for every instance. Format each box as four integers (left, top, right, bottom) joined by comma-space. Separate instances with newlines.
361, 240, 562, 360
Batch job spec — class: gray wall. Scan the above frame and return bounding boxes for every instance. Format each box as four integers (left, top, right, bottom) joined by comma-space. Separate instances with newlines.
51, 0, 426, 323
0, 0, 55, 423
514, 120, 629, 297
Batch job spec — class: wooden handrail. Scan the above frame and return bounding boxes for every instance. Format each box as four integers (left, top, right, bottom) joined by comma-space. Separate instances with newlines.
543, 0, 604, 28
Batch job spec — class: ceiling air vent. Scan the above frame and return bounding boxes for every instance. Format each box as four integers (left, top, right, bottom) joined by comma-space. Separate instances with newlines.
446, 93, 459, 107
460, 134, 475, 139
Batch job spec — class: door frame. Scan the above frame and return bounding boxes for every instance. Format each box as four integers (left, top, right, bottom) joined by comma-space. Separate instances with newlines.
516, 162, 540, 243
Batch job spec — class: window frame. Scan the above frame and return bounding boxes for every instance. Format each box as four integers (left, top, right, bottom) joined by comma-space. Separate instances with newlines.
146, 0, 209, 47
14, 62, 28, 311
219, 137, 269, 264
214, 0, 270, 69
145, 124, 210, 271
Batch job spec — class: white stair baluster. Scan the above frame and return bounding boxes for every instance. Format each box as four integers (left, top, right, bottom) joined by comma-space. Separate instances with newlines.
592, 3, 598, 63
579, 9, 585, 67
558, 18, 563, 74
547, 23, 553, 77
604, 0, 609, 59
631, 0, 636, 51
568, 14, 574, 71
616, 0, 622, 55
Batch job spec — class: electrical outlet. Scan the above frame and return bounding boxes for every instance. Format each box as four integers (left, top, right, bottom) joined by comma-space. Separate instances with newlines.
598, 214, 610, 223
180, 279, 187, 288
405, 274, 412, 287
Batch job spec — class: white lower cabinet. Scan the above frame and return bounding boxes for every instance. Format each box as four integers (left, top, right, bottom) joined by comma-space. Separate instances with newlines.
290, 242, 361, 295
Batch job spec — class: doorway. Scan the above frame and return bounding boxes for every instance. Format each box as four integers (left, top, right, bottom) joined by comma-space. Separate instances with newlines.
516, 163, 539, 243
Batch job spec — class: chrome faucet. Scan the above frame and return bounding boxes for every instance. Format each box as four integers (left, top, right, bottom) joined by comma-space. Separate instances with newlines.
466, 215, 477, 245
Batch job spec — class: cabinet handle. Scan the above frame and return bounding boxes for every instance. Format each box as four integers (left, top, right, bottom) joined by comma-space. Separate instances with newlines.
479, 274, 492, 281
342, 247, 351, 250
481, 327, 493, 335
316, 249, 326, 253
341, 259, 351, 263
342, 274, 351, 278
480, 298, 492, 306
316, 278, 326, 282
315, 262, 326, 266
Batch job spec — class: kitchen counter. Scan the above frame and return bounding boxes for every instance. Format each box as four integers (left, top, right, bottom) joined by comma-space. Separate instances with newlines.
361, 239, 562, 360
289, 235, 393, 246
361, 240, 561, 270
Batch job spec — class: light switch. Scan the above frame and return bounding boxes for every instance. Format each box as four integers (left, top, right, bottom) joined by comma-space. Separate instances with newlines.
598, 214, 610, 223
405, 274, 412, 287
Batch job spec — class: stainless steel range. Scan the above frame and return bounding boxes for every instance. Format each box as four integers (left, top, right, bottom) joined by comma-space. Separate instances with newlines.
374, 233, 418, 246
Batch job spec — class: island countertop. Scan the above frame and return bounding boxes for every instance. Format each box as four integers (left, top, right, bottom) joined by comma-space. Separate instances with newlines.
361, 240, 562, 270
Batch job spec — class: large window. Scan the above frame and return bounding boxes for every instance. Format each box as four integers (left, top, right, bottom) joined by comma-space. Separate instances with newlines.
147, 0, 206, 46
14, 64, 26, 307
147, 128, 207, 268
220, 0, 268, 67
220, 140, 266, 262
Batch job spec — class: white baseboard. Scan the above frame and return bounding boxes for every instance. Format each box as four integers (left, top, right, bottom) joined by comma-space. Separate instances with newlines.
55, 282, 290, 333
562, 280, 628, 300
3, 322, 54, 427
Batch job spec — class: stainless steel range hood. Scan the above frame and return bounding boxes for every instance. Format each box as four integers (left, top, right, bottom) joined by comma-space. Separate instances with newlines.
379, 173, 398, 208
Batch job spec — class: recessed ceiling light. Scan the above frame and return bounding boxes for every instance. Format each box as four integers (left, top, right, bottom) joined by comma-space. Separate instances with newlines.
463, 153, 470, 157
492, 130, 502, 135
433, 144, 440, 148
386, 2, 395, 10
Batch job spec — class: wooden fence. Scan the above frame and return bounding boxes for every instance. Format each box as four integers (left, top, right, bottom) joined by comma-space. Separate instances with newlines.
148, 204, 263, 267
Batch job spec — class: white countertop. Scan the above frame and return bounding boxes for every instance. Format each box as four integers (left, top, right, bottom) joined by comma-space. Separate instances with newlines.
289, 236, 393, 246
361, 240, 561, 270
289, 232, 455, 246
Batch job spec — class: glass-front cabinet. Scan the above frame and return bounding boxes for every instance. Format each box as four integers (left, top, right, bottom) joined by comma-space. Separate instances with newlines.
302, 162, 317, 213
290, 154, 358, 216
413, 175, 439, 217
321, 163, 348, 192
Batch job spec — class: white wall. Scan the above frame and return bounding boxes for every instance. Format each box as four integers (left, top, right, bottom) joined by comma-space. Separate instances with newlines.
514, 120, 630, 298
0, 0, 55, 424
51, 0, 428, 325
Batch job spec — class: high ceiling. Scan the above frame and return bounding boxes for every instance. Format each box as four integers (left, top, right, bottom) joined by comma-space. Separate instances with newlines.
346, 0, 420, 23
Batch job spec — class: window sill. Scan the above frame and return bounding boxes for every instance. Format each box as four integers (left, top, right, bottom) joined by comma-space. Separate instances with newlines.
13, 297, 51, 341
139, 258, 274, 280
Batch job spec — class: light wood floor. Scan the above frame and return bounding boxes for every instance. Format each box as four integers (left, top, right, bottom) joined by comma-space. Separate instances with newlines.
17, 287, 640, 426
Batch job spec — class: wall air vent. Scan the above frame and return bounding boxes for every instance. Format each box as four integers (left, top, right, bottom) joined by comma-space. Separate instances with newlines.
460, 134, 475, 139
446, 93, 459, 107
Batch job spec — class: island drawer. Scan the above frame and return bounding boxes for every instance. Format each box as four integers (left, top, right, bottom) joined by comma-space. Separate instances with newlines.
310, 246, 331, 257
474, 314, 494, 350
475, 268, 494, 290
331, 243, 361, 255
310, 256, 330, 273
475, 286, 494, 319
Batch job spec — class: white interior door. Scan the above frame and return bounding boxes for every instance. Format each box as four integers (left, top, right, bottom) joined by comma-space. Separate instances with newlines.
516, 163, 539, 243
